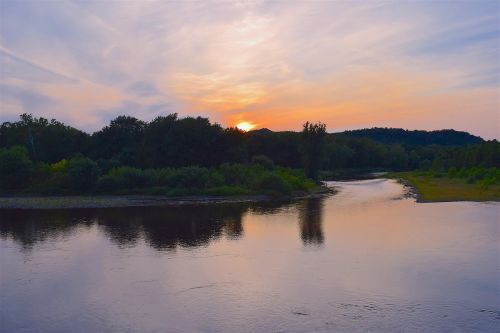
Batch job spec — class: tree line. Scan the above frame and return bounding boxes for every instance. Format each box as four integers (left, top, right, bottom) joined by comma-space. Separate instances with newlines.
0, 113, 498, 193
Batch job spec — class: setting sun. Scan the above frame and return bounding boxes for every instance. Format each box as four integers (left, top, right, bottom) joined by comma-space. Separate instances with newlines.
236, 121, 256, 132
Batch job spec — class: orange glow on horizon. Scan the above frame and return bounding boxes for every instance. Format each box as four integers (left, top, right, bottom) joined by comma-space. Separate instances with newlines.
236, 121, 256, 131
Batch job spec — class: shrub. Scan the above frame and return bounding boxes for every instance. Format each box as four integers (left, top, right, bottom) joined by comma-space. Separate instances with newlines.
251, 155, 275, 170
67, 155, 101, 191
166, 166, 209, 188
96, 175, 119, 192
50, 159, 68, 173
99, 167, 149, 190
150, 168, 174, 186
253, 173, 292, 195
97, 158, 123, 174
97, 166, 212, 193
0, 146, 33, 189
277, 168, 315, 191
471, 167, 487, 181
477, 178, 494, 190
457, 168, 468, 178
207, 169, 225, 187
466, 175, 476, 184
219, 163, 247, 186
219, 163, 270, 187
31, 162, 63, 194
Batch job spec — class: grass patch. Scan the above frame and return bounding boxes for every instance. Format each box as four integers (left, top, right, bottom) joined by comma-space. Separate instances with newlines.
388, 171, 500, 202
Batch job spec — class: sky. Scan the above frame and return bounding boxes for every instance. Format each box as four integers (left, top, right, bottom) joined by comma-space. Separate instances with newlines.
0, 1, 499, 138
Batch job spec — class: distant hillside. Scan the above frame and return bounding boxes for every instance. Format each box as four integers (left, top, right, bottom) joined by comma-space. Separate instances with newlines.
250, 127, 483, 146
335, 128, 483, 146
249, 128, 273, 134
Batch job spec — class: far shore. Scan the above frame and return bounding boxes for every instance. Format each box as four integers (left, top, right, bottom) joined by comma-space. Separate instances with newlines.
4, 173, 499, 209
0, 187, 334, 210
387, 172, 500, 203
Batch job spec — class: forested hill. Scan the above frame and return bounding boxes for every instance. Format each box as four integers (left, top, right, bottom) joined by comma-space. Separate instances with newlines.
336, 128, 483, 146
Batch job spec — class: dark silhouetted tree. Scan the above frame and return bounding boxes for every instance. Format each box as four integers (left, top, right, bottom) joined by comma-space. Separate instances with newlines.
90, 116, 145, 166
301, 122, 326, 181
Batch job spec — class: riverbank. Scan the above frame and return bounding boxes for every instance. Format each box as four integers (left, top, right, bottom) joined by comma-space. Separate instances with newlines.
0, 186, 334, 209
388, 172, 500, 202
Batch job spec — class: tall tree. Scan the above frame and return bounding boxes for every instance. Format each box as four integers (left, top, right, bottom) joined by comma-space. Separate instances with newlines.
91, 116, 145, 166
301, 122, 326, 181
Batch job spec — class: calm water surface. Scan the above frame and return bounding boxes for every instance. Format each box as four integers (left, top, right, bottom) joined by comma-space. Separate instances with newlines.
1, 179, 499, 332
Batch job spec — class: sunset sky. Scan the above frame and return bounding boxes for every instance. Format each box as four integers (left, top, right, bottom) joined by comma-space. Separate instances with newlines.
1, 1, 499, 138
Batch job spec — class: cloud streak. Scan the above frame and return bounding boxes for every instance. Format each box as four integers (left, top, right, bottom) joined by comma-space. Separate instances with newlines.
0, 0, 498, 138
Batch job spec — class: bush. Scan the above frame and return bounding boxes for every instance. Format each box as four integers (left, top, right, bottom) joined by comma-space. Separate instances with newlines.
277, 168, 315, 191
253, 173, 292, 195
0, 146, 33, 189
50, 159, 68, 173
471, 167, 487, 181
149, 168, 174, 186
31, 162, 64, 194
97, 166, 212, 192
219, 163, 249, 186
207, 169, 225, 188
96, 175, 119, 192
67, 155, 101, 191
251, 155, 275, 170
97, 158, 122, 174
457, 168, 469, 178
97, 167, 148, 191
477, 178, 494, 190
0, 148, 317, 196
165, 166, 209, 188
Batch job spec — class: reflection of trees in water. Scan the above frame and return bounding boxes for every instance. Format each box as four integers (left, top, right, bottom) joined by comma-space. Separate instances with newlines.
0, 209, 94, 250
120, 205, 247, 250
298, 198, 325, 246
0, 199, 325, 250
223, 216, 243, 240
248, 200, 294, 215
0, 203, 253, 251
95, 210, 143, 248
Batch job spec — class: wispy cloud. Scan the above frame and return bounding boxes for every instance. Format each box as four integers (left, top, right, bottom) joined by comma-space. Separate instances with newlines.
0, 0, 498, 138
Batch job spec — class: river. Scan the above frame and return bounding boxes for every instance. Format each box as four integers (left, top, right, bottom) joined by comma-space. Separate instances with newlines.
1, 179, 499, 332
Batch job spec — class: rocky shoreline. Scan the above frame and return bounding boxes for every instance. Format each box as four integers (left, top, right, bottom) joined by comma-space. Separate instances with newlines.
394, 178, 422, 202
